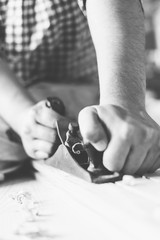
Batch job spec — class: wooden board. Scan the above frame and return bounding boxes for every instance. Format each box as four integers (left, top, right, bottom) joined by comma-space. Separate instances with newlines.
0, 161, 160, 240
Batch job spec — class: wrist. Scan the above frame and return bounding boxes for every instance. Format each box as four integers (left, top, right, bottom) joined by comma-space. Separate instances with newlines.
99, 94, 146, 112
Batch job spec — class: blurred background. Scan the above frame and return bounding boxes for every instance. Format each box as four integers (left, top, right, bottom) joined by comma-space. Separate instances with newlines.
144, 0, 160, 92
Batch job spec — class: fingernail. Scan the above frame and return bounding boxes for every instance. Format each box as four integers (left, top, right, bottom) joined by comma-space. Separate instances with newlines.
35, 151, 49, 160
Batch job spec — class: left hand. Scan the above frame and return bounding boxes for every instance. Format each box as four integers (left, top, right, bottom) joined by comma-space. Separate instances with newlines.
17, 100, 63, 160
78, 104, 160, 175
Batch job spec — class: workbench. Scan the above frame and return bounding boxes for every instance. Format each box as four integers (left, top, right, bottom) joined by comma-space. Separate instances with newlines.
0, 161, 160, 240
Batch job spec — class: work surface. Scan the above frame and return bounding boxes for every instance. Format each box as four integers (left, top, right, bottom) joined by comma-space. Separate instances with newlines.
0, 161, 160, 240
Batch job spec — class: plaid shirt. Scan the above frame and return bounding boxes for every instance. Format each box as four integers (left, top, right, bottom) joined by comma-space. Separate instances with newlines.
0, 0, 97, 86
0, 0, 144, 87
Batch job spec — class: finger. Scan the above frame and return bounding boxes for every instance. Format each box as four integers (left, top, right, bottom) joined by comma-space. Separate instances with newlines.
103, 137, 130, 172
32, 100, 62, 128
34, 151, 49, 160
78, 106, 108, 151
21, 119, 58, 143
122, 145, 149, 175
34, 124, 57, 143
32, 139, 54, 158
148, 155, 160, 173
136, 149, 160, 175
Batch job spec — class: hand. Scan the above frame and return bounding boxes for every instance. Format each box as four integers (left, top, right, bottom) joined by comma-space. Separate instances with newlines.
78, 104, 160, 175
17, 100, 62, 160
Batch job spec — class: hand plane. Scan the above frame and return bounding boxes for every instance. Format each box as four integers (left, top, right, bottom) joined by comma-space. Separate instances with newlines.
45, 97, 122, 184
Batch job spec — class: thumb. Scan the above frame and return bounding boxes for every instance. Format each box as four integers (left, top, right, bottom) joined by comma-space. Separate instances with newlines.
33, 100, 62, 128
78, 106, 108, 151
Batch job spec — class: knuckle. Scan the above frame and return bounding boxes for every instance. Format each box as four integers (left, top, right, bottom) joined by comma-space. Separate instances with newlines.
78, 106, 93, 121
21, 120, 36, 137
20, 123, 33, 138
136, 127, 148, 143
118, 122, 133, 141
140, 127, 156, 144
23, 125, 32, 136
30, 106, 37, 116
119, 121, 157, 145
82, 126, 105, 144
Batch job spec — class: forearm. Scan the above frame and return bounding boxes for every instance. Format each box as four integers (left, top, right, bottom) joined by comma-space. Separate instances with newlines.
0, 59, 36, 133
86, 0, 146, 110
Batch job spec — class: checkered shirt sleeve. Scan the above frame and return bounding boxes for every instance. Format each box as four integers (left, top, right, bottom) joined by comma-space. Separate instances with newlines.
0, 1, 7, 58
0, 0, 98, 86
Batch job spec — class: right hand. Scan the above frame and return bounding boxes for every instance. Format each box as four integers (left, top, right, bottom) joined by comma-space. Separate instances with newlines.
17, 100, 63, 160
79, 104, 160, 175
